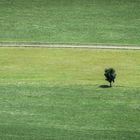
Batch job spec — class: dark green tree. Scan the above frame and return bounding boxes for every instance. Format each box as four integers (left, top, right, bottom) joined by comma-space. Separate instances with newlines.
104, 68, 116, 87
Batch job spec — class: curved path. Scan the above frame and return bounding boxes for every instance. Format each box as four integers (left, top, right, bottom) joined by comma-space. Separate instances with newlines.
0, 42, 140, 50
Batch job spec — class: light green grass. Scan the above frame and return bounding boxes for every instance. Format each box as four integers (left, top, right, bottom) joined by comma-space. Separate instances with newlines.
0, 47, 140, 140
0, 0, 140, 45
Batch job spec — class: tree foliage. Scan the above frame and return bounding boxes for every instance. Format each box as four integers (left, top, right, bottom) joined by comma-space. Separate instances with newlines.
104, 68, 116, 87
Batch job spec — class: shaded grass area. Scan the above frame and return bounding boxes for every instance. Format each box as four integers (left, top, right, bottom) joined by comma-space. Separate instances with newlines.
0, 84, 140, 140
0, 0, 140, 45
0, 47, 140, 139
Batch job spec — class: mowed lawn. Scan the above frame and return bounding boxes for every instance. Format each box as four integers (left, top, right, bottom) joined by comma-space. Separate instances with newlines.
0, 0, 140, 45
0, 47, 139, 140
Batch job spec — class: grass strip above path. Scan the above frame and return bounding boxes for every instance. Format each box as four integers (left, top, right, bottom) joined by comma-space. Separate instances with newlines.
0, 0, 140, 45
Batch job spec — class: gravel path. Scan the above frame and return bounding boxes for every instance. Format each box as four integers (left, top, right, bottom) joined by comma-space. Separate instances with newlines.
0, 42, 140, 50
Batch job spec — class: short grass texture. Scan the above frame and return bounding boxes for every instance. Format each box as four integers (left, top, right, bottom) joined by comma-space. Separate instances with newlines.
0, 47, 140, 140
0, 0, 140, 45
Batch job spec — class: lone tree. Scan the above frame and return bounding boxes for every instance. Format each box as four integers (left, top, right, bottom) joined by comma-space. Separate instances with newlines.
104, 68, 116, 87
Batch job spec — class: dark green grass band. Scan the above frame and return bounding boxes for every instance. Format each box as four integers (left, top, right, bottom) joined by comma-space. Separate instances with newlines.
0, 0, 140, 45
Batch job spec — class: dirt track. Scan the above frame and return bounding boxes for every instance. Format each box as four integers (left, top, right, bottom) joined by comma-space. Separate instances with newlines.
0, 42, 140, 50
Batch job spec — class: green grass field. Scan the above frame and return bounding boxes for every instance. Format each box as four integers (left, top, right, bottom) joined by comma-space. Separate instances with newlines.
0, 0, 140, 45
0, 47, 140, 139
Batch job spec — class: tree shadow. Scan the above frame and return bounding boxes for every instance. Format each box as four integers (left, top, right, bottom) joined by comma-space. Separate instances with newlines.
99, 85, 111, 88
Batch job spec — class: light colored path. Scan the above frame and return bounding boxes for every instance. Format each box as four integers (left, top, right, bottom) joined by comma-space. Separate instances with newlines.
0, 42, 140, 50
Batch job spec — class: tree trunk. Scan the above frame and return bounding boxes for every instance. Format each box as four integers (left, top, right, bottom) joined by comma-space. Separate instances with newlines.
110, 82, 112, 87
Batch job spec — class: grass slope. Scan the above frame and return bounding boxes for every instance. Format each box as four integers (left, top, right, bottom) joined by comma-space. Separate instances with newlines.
0, 0, 140, 45
0, 47, 140, 140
